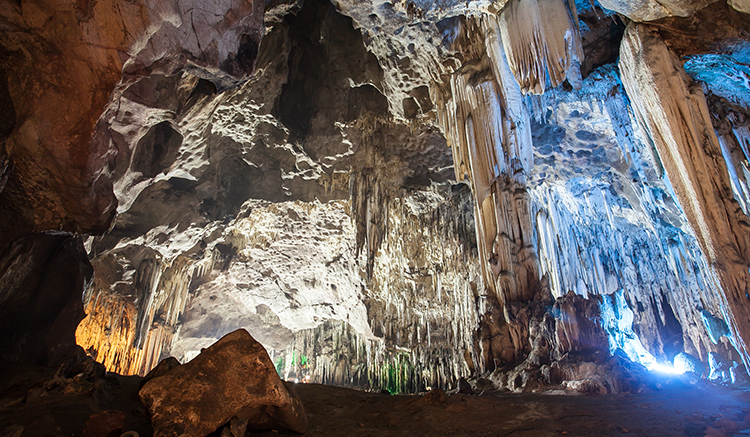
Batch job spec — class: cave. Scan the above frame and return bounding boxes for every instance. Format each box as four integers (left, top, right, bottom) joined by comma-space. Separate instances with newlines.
1, 0, 750, 436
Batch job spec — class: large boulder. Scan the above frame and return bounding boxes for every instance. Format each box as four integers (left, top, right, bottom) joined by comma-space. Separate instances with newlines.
139, 329, 307, 436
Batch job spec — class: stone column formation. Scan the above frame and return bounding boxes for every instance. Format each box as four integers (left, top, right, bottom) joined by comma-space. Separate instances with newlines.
1, 0, 749, 393
619, 22, 750, 370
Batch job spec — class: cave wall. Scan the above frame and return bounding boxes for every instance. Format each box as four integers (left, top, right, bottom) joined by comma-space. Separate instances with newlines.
1, 0, 750, 394
73, 0, 484, 392
620, 19, 750, 369
0, 0, 264, 247
405, 0, 750, 386
0, 234, 92, 367
527, 65, 732, 369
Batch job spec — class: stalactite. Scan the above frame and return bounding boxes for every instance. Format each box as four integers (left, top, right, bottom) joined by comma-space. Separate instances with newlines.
702, 94, 750, 217
76, 250, 213, 375
619, 23, 750, 370
268, 183, 484, 392
497, 0, 583, 94
436, 15, 541, 307
75, 289, 141, 374
532, 181, 724, 363
59, 0, 750, 394
433, 6, 750, 386
435, 14, 549, 367
524, 61, 750, 374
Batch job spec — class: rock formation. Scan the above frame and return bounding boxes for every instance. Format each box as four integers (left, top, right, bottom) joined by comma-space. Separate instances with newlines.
139, 329, 307, 436
0, 0, 265, 248
619, 10, 750, 371
72, 0, 484, 394
1, 0, 750, 400
0, 234, 92, 367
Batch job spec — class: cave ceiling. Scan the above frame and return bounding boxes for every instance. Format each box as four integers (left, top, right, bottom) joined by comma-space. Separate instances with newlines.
1, 0, 750, 394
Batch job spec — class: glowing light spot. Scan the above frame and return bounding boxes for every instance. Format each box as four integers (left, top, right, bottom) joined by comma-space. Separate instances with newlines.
601, 289, 683, 375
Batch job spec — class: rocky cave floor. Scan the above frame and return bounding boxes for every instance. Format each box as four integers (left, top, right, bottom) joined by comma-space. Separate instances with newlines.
1, 365, 750, 437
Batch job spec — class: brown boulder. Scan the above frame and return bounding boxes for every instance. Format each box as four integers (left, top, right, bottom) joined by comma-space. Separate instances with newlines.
139, 329, 307, 436
142, 356, 182, 386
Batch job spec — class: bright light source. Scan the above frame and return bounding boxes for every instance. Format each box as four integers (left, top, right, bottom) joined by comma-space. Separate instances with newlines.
601, 290, 684, 375
650, 362, 684, 375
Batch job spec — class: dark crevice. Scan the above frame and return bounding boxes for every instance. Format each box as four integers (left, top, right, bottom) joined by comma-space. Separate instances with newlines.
130, 122, 183, 180
578, 8, 626, 78
0, 69, 16, 146
272, 0, 384, 143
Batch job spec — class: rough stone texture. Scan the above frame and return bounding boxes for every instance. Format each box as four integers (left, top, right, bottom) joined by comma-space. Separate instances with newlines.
0, 234, 92, 367
577, 3, 627, 79
425, 0, 750, 388
597, 0, 718, 22
647, 2, 750, 58
497, 0, 583, 94
142, 356, 181, 385
0, 0, 264, 248
139, 329, 307, 436
67, 0, 750, 395
270, 184, 483, 393
0, 0, 743, 401
481, 289, 655, 394
526, 65, 736, 369
730, 0, 750, 13
3, 364, 750, 437
74, 0, 482, 394
82, 411, 126, 437
619, 22, 750, 371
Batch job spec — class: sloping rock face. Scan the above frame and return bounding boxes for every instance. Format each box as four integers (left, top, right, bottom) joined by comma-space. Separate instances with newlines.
0, 0, 264, 248
139, 329, 307, 436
